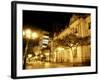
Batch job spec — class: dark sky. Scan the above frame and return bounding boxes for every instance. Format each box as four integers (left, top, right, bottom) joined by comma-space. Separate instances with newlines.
23, 10, 72, 33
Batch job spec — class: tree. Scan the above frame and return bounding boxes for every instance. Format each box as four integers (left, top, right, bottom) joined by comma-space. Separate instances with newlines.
53, 33, 90, 64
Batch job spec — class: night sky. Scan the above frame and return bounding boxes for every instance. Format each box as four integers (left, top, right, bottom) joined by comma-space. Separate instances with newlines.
23, 10, 72, 33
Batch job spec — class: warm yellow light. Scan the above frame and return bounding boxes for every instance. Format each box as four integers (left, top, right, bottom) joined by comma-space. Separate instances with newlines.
40, 55, 43, 58
28, 54, 32, 58
25, 29, 31, 39
45, 52, 49, 56
31, 32, 38, 39
57, 47, 64, 51
70, 43, 73, 47
42, 45, 47, 48
23, 31, 25, 36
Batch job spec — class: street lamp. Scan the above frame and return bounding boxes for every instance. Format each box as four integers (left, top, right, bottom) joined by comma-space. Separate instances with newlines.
25, 29, 32, 39
23, 31, 25, 36
23, 29, 39, 69
31, 32, 38, 40
23, 29, 31, 69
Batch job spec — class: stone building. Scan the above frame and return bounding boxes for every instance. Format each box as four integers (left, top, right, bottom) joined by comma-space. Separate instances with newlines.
51, 14, 91, 66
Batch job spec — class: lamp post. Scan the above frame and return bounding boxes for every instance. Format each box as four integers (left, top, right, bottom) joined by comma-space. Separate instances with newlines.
23, 29, 38, 69
23, 29, 31, 69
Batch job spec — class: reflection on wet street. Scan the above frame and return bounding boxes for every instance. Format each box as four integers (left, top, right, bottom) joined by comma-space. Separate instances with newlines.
26, 61, 83, 69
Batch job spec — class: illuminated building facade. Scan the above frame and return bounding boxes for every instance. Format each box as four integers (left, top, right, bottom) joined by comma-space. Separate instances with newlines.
51, 14, 91, 65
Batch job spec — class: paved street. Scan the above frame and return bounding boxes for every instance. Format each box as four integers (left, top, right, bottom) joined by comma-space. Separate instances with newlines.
25, 61, 80, 69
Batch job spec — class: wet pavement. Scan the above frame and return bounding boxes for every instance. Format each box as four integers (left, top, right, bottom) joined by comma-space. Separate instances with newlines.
25, 61, 81, 69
